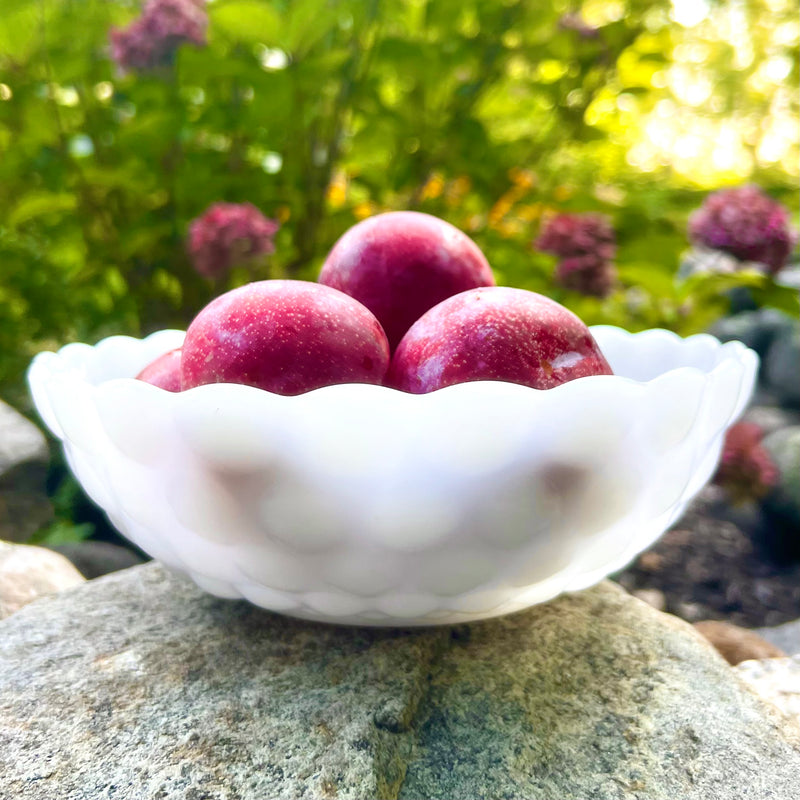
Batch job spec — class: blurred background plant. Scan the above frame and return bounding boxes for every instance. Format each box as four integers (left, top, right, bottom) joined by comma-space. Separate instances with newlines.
713, 421, 778, 504
1, 0, 798, 542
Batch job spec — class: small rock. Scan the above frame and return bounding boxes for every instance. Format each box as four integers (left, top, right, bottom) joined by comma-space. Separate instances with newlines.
632, 588, 666, 611
0, 401, 48, 470
744, 404, 800, 436
688, 483, 727, 514
49, 540, 145, 579
758, 619, 800, 657
710, 308, 794, 359
614, 572, 635, 591
0, 540, 85, 619
760, 426, 800, 562
637, 551, 664, 572
676, 601, 705, 622
736, 656, 800, 725
765, 324, 800, 408
694, 620, 786, 665
0, 401, 53, 542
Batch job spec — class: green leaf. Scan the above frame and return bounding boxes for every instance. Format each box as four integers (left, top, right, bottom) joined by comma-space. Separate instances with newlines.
0, 0, 49, 62
284, 0, 339, 53
377, 37, 429, 67
301, 48, 351, 73
8, 192, 77, 227
153, 268, 183, 306
617, 263, 676, 297
29, 520, 94, 546
751, 283, 800, 317
676, 269, 768, 301
211, 1, 283, 45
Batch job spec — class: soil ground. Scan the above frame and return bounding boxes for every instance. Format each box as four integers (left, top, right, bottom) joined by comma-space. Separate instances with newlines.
614, 487, 800, 628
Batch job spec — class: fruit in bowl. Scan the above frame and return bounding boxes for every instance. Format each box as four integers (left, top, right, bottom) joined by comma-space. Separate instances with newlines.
136, 347, 183, 392
319, 211, 495, 350
27, 212, 759, 626
181, 280, 390, 395
388, 286, 613, 393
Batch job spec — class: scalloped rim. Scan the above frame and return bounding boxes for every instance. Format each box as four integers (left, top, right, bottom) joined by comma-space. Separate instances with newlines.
27, 325, 758, 626
29, 325, 757, 420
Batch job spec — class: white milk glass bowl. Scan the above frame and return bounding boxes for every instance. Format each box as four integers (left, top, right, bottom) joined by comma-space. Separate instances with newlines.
28, 326, 757, 625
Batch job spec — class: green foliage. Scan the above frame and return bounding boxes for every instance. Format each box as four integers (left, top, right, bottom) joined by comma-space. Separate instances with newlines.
28, 471, 95, 546
0, 0, 797, 410
29, 518, 94, 547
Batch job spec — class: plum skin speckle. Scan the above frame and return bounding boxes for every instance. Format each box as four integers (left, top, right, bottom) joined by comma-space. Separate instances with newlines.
387, 286, 613, 393
180, 280, 390, 396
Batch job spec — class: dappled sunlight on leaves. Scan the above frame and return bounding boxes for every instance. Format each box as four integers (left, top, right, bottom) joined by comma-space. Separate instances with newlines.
0, 0, 796, 407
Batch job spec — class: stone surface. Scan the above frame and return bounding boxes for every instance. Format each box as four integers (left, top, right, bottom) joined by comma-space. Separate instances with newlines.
709, 308, 794, 359
0, 540, 85, 619
49, 540, 145, 579
759, 619, 800, 656
1, 563, 799, 799
694, 620, 786, 665
0, 400, 53, 542
743, 404, 800, 437
765, 324, 800, 408
736, 657, 800, 726
631, 587, 666, 612
0, 400, 48, 473
761, 426, 800, 562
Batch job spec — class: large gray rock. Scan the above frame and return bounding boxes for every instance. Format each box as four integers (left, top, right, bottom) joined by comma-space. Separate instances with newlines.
0, 400, 52, 542
759, 618, 800, 656
736, 656, 800, 726
765, 324, 800, 408
2, 564, 799, 799
0, 400, 48, 471
709, 308, 794, 359
0, 540, 84, 619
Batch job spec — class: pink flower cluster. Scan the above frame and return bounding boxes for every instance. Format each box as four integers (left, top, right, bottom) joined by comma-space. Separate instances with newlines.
188, 203, 280, 279
535, 213, 617, 297
713, 422, 778, 503
689, 185, 795, 275
110, 0, 208, 73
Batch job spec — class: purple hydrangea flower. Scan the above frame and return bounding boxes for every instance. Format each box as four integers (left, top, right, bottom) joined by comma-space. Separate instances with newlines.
535, 212, 617, 297
110, 0, 208, 74
188, 203, 280, 279
713, 422, 779, 503
555, 255, 617, 298
689, 185, 795, 275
